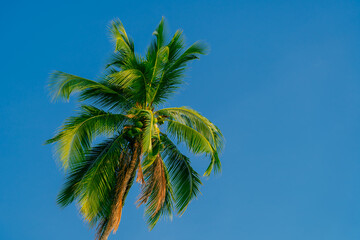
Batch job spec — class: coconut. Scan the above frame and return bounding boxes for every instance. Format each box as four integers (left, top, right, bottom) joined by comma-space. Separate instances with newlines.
128, 129, 135, 137
135, 121, 143, 128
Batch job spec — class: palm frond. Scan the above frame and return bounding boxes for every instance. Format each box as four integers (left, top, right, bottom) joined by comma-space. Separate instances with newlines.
150, 41, 208, 105
149, 46, 169, 84
156, 106, 224, 151
146, 17, 167, 62
203, 150, 221, 176
46, 105, 128, 169
137, 155, 173, 229
95, 150, 130, 240
167, 30, 185, 62
97, 142, 141, 239
109, 19, 134, 53
161, 133, 202, 214
153, 17, 166, 49
57, 135, 128, 223
166, 119, 212, 154
109, 69, 145, 89
79, 79, 132, 112
78, 136, 129, 223
139, 110, 157, 153
105, 51, 127, 70
107, 54, 149, 106
49, 71, 130, 109
165, 119, 221, 176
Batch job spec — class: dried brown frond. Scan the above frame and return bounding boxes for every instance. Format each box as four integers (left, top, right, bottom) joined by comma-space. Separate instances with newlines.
96, 160, 127, 239
97, 143, 141, 240
136, 155, 167, 216
136, 165, 145, 184
113, 143, 141, 233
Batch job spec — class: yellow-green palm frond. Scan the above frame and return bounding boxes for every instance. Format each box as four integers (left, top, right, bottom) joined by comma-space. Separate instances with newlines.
49, 71, 132, 111
157, 106, 223, 176
46, 105, 129, 169
163, 118, 220, 175
57, 135, 129, 224
156, 106, 224, 151
137, 110, 157, 154
109, 19, 134, 53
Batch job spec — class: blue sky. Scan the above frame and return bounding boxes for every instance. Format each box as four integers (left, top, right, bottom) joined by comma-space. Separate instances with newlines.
1, 0, 360, 239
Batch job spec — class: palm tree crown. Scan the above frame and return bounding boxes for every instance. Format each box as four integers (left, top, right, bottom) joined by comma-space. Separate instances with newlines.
47, 17, 224, 240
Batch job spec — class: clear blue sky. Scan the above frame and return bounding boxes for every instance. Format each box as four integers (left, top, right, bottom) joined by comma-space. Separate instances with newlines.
1, 0, 359, 239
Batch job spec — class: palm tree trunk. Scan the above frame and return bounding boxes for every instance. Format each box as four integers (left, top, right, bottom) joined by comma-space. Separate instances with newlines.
99, 141, 140, 240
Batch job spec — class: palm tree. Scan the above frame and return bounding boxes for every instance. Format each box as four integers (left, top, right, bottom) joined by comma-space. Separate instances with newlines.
46, 17, 224, 240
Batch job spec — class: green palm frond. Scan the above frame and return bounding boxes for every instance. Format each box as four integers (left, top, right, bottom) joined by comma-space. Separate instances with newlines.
49, 71, 134, 111
203, 149, 221, 176
105, 51, 127, 70
150, 41, 208, 105
165, 119, 221, 176
57, 135, 128, 222
161, 133, 202, 214
46, 105, 129, 169
166, 119, 212, 154
109, 69, 145, 89
139, 110, 157, 153
153, 17, 166, 49
167, 30, 185, 62
49, 72, 114, 101
149, 46, 169, 85
77, 137, 128, 223
109, 19, 134, 53
156, 106, 224, 151
146, 17, 166, 61
158, 106, 224, 176
78, 80, 132, 112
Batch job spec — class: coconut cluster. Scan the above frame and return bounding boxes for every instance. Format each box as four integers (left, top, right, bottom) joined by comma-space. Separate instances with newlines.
124, 116, 165, 139
125, 120, 143, 138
